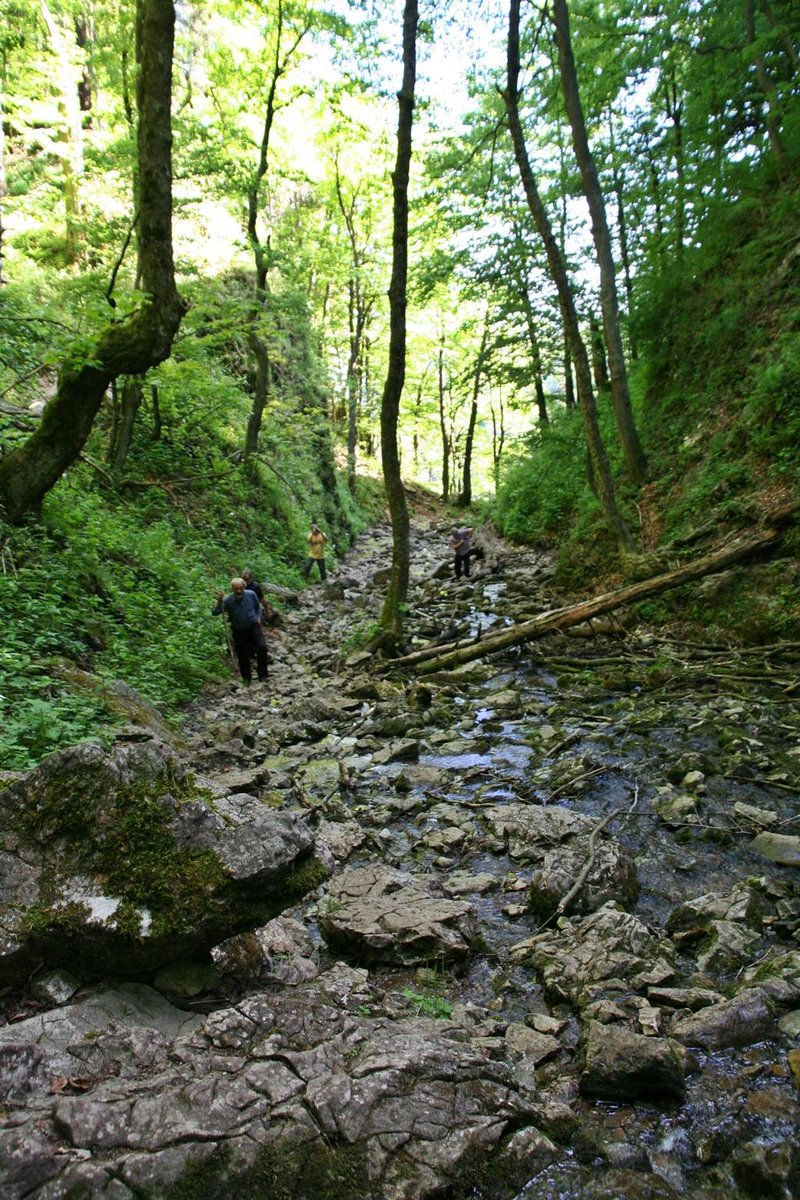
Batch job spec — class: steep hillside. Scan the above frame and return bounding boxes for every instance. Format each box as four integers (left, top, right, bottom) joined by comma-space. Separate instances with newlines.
494, 172, 800, 642
0, 304, 386, 771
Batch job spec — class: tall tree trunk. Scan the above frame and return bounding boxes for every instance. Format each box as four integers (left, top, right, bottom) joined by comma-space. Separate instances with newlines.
437, 339, 449, 501
75, 13, 93, 120
109, 376, 143, 470
375, 0, 417, 651
745, 0, 789, 176
40, 0, 85, 260
0, 0, 186, 523
563, 340, 576, 410
242, 0, 302, 457
519, 285, 549, 425
590, 313, 609, 391
646, 147, 667, 272
460, 313, 490, 507
490, 389, 506, 491
244, 335, 270, 457
334, 161, 373, 495
662, 70, 685, 263
503, 0, 633, 550
150, 383, 162, 441
551, 0, 646, 484
607, 109, 636, 360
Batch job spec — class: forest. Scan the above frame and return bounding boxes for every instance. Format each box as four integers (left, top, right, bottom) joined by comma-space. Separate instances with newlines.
1, 4, 800, 1199
0, 0, 798, 765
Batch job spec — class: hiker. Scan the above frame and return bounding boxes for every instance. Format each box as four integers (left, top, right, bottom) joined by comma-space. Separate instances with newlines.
241, 568, 263, 604
243, 567, 279, 627
212, 577, 269, 685
452, 526, 473, 579
302, 522, 328, 581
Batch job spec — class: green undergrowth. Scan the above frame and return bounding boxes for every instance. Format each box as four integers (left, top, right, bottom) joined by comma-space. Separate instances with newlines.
0, 448, 382, 772
492, 171, 800, 640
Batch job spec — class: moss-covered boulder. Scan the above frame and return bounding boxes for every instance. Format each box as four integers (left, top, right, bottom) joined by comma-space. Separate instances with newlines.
0, 737, 327, 982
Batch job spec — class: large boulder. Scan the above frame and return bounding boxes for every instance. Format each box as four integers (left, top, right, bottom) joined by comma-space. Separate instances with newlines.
668, 978, 800, 1049
580, 1021, 686, 1102
0, 739, 327, 981
486, 804, 638, 916
528, 841, 639, 919
513, 903, 674, 1008
318, 864, 481, 967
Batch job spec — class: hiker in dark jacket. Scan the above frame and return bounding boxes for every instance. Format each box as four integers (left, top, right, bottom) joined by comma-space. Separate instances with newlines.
212, 577, 268, 685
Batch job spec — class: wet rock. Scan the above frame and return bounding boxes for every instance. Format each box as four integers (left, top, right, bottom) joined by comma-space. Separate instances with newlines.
442, 872, 498, 897
789, 1049, 800, 1089
653, 791, 701, 827
669, 987, 776, 1049
666, 882, 767, 934
486, 803, 594, 861
778, 1010, 800, 1037
695, 919, 760, 975
732, 1139, 798, 1199
419, 825, 467, 852
505, 1022, 562, 1066
372, 738, 420, 765
580, 1021, 686, 1101
316, 818, 367, 862
483, 688, 521, 716
514, 903, 672, 1008
750, 832, 800, 866
739, 947, 800, 989
528, 839, 638, 918
30, 969, 81, 1006
203, 764, 270, 794
637, 1006, 663, 1036
318, 864, 480, 967
734, 801, 779, 828
395, 763, 449, 790
646, 986, 724, 1011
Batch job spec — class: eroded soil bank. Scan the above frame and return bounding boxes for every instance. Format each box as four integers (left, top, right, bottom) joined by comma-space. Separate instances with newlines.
1, 517, 798, 1200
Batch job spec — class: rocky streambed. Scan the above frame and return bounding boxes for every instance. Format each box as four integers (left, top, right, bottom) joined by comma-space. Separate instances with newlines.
1, 517, 799, 1200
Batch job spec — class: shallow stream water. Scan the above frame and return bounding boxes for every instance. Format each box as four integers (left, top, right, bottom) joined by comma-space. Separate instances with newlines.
277, 531, 800, 1200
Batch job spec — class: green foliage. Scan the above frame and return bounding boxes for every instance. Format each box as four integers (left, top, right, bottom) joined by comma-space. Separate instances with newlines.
401, 987, 454, 1019
0, 262, 375, 768
493, 411, 587, 542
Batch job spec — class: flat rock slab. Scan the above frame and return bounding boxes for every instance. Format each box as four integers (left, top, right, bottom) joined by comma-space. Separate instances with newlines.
319, 864, 481, 967
486, 804, 594, 861
0, 969, 543, 1200
0, 983, 201, 1105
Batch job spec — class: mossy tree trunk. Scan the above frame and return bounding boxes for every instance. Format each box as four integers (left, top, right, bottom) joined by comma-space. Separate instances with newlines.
374, 0, 418, 653
0, 0, 186, 524
108, 375, 144, 470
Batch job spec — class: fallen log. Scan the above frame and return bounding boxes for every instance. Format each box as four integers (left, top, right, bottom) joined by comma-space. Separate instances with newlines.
391, 525, 783, 675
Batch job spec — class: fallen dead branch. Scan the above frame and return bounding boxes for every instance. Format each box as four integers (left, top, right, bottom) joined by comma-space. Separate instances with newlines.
389, 526, 784, 675
556, 806, 622, 917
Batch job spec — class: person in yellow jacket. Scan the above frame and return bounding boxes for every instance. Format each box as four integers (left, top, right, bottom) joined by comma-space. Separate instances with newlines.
302, 521, 328, 581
